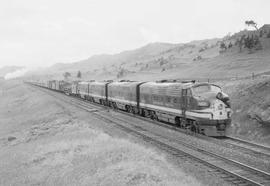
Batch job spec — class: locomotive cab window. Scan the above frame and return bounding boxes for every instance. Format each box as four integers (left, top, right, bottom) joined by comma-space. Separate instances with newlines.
192, 84, 221, 96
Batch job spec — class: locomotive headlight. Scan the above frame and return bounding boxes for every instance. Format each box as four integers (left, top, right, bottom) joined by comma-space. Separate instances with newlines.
198, 101, 210, 107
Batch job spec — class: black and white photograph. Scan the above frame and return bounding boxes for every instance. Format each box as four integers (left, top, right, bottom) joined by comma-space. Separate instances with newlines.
0, 0, 270, 185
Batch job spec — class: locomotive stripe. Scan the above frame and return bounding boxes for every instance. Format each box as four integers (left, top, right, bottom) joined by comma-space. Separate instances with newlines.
139, 103, 212, 119
90, 95, 222, 121
106, 97, 213, 119
108, 97, 138, 106
88, 93, 106, 99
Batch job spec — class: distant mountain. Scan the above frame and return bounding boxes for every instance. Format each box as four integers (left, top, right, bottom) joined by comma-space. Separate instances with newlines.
27, 24, 270, 81
39, 38, 223, 80
0, 66, 24, 78
47, 42, 181, 72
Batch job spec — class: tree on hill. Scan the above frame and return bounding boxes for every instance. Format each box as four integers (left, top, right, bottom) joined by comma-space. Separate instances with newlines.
244, 35, 254, 49
253, 35, 260, 46
245, 20, 258, 30
236, 35, 246, 52
259, 30, 264, 37
63, 72, 71, 80
117, 68, 125, 78
77, 71, 82, 78
219, 42, 227, 53
243, 34, 262, 52
267, 31, 270, 38
198, 48, 205, 52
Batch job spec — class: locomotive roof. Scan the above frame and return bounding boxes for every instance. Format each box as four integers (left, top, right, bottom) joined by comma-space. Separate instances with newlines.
78, 81, 108, 85
140, 81, 220, 90
78, 81, 89, 85
108, 81, 145, 86
141, 81, 194, 88
78, 80, 219, 89
89, 81, 110, 85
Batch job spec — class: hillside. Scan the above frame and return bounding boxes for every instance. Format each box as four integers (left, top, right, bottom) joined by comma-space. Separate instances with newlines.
25, 24, 270, 82
217, 76, 270, 145
44, 42, 180, 75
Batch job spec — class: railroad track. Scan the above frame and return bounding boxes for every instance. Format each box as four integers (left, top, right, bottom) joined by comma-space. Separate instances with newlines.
220, 136, 270, 158
74, 92, 270, 160
31, 85, 270, 186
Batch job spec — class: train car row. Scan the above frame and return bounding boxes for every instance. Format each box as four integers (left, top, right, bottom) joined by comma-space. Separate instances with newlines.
32, 80, 72, 94
30, 79, 232, 136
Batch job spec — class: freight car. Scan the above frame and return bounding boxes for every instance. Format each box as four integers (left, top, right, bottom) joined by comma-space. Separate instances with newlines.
71, 81, 80, 96
75, 81, 111, 104
59, 81, 72, 95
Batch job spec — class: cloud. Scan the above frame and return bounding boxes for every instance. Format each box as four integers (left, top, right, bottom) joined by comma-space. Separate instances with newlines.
1, 0, 269, 68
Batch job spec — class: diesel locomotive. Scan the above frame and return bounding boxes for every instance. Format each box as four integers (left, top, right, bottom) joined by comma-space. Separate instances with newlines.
31, 79, 232, 136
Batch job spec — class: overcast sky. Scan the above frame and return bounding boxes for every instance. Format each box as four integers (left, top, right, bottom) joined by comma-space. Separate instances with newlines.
0, 0, 269, 68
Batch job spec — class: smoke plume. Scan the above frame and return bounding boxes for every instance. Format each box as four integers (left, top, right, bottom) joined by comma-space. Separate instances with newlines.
4, 68, 29, 80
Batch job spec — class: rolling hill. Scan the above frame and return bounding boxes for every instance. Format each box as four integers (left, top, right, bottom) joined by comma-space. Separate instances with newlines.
25, 25, 270, 82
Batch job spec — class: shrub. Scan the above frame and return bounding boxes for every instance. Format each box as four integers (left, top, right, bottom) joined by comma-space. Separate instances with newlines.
220, 42, 227, 50
267, 31, 270, 38
219, 42, 227, 53
117, 68, 125, 78
193, 55, 202, 61
198, 48, 205, 52
159, 61, 164, 66
259, 30, 263, 37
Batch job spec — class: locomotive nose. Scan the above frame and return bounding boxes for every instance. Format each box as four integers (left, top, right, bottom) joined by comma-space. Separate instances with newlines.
216, 92, 230, 108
